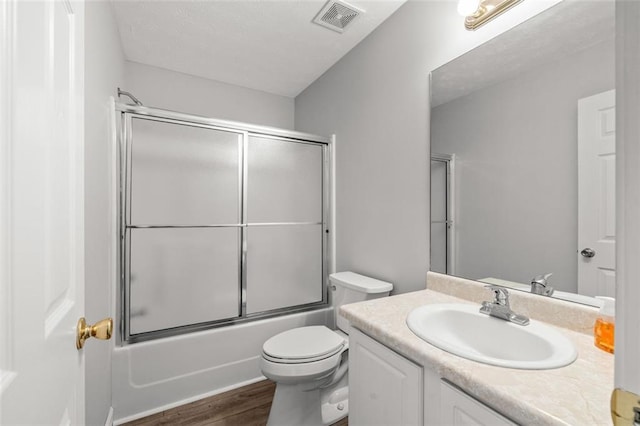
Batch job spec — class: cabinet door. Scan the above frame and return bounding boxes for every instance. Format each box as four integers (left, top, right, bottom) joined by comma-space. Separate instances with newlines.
441, 381, 516, 426
349, 328, 423, 426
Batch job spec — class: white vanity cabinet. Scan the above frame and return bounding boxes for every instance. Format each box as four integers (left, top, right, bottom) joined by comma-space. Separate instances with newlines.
440, 381, 517, 426
349, 327, 423, 426
349, 327, 518, 426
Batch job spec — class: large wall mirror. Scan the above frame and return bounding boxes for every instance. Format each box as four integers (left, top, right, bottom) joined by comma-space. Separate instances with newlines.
429, 0, 614, 306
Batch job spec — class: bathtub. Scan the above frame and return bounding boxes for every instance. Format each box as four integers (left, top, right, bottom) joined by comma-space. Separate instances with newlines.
112, 307, 334, 423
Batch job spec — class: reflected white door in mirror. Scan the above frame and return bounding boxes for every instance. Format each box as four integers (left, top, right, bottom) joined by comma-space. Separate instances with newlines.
578, 90, 616, 298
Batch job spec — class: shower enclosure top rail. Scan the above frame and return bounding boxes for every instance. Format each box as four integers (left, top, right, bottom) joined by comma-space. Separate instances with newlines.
127, 222, 324, 229
115, 102, 331, 145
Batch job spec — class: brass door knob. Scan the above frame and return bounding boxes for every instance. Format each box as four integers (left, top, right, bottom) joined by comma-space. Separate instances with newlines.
76, 317, 113, 349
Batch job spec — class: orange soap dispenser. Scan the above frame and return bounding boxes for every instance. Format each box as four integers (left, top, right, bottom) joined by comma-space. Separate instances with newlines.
594, 296, 615, 354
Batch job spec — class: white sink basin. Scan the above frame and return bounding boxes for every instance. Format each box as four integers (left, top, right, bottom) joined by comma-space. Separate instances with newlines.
406, 304, 577, 369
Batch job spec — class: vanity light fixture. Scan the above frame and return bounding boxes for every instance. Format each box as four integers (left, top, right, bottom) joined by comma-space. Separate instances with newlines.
458, 0, 524, 31
457, 0, 481, 16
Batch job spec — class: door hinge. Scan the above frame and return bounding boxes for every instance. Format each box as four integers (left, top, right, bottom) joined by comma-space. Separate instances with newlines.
611, 388, 640, 425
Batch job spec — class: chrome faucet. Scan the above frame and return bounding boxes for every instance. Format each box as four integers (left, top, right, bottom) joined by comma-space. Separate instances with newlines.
530, 273, 554, 296
479, 285, 530, 326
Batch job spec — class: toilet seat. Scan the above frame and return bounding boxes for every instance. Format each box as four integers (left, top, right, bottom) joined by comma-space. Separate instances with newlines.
262, 326, 346, 364
261, 350, 344, 384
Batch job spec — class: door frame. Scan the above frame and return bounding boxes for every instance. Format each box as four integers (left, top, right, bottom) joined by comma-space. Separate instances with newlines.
431, 153, 456, 275
0, 0, 14, 392
615, 0, 640, 398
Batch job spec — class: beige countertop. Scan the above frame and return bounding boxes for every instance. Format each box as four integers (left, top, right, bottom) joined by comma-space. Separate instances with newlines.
340, 288, 614, 425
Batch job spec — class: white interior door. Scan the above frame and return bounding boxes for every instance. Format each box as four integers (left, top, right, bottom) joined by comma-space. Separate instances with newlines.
577, 90, 615, 297
0, 0, 86, 424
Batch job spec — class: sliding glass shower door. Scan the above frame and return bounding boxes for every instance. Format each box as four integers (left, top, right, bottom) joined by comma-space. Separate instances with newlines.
126, 117, 243, 336
119, 108, 329, 343
246, 136, 324, 314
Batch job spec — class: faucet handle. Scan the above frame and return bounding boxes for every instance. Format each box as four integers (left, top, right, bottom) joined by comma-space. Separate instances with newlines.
531, 272, 553, 284
484, 285, 510, 306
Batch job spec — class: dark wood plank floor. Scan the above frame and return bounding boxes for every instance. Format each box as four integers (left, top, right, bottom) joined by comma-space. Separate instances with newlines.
123, 379, 348, 426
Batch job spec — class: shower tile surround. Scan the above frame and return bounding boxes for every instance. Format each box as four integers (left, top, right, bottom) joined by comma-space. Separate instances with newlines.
340, 271, 613, 425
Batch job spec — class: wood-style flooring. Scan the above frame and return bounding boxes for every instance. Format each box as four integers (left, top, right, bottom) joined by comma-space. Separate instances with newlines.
123, 379, 349, 426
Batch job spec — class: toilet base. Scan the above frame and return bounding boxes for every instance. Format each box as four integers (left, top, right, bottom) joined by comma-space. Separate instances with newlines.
321, 385, 348, 425
266, 372, 349, 426
266, 383, 323, 426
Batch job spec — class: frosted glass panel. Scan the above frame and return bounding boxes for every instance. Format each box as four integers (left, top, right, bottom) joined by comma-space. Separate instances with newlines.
248, 136, 322, 223
129, 228, 240, 334
246, 225, 323, 314
131, 118, 241, 225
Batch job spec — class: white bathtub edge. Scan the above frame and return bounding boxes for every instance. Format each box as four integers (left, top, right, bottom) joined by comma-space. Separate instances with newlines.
113, 375, 268, 425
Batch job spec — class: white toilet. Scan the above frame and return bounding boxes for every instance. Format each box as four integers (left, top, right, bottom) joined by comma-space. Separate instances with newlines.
260, 271, 393, 426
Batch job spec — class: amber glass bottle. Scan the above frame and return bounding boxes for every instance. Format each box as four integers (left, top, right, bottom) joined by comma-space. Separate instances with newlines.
594, 296, 615, 354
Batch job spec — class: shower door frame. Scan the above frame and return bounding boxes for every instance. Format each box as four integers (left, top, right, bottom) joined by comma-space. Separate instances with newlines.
430, 153, 456, 275
116, 103, 332, 344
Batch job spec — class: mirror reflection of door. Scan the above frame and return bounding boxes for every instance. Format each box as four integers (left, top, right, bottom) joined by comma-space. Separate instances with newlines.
430, 154, 455, 274
578, 90, 616, 297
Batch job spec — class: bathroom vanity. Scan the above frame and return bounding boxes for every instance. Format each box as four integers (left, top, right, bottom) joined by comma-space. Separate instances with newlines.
349, 328, 515, 425
341, 272, 614, 425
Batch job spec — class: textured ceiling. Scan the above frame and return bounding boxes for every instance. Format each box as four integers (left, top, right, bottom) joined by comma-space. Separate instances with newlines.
111, 0, 405, 97
431, 0, 615, 107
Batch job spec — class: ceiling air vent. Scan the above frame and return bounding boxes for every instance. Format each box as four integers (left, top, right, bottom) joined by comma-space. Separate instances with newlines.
312, 0, 364, 34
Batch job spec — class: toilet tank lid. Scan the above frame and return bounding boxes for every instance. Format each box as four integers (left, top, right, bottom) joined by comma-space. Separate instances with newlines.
329, 271, 393, 294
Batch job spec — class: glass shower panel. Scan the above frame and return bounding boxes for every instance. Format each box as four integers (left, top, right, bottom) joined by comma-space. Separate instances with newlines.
130, 118, 241, 225
431, 159, 448, 273
247, 136, 323, 223
431, 223, 448, 273
129, 227, 240, 335
246, 225, 323, 314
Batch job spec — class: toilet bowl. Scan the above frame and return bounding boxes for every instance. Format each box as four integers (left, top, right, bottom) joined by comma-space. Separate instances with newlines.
261, 272, 393, 426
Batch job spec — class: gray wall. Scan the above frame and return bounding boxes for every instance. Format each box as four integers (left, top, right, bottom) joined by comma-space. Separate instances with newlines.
294, 0, 558, 294
84, 1, 124, 424
431, 39, 614, 293
125, 61, 295, 129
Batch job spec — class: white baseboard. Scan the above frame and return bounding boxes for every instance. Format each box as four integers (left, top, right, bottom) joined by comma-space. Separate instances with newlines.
112, 376, 267, 425
104, 407, 114, 426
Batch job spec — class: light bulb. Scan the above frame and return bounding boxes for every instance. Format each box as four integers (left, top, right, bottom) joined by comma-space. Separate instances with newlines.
457, 0, 481, 16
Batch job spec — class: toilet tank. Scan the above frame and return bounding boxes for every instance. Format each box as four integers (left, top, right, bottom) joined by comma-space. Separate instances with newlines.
329, 271, 393, 333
